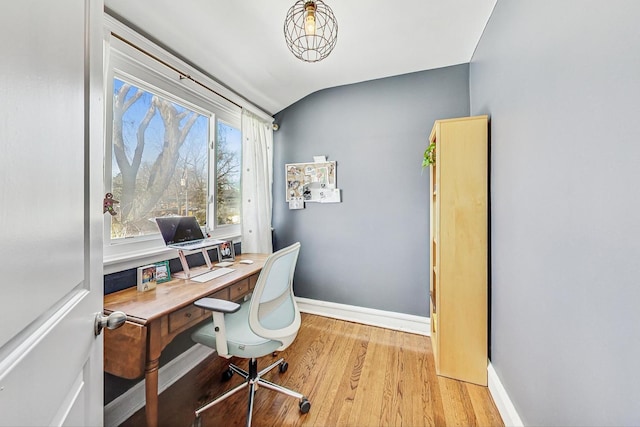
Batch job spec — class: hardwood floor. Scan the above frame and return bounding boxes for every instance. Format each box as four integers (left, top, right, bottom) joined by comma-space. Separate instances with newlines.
120, 314, 503, 427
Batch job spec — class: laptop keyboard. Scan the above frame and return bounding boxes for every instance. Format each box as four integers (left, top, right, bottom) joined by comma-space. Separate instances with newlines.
171, 239, 219, 250
172, 240, 202, 248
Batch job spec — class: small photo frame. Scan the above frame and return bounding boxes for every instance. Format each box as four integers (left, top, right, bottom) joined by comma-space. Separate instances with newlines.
155, 260, 171, 283
137, 264, 157, 292
218, 240, 235, 262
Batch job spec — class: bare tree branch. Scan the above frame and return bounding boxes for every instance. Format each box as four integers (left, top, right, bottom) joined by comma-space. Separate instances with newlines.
137, 98, 200, 216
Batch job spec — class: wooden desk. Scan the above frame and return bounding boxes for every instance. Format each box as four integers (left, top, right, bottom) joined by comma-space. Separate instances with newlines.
103, 253, 267, 427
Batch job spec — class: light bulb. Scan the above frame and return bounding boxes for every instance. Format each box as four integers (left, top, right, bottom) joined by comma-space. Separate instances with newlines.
304, 2, 316, 36
305, 15, 316, 35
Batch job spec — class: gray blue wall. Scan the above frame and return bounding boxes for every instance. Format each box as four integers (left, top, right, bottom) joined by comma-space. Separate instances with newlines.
470, 1, 640, 425
273, 65, 470, 316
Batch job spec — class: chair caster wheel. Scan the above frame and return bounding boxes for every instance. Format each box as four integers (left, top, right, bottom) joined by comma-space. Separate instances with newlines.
299, 397, 311, 414
221, 368, 234, 382
279, 361, 288, 373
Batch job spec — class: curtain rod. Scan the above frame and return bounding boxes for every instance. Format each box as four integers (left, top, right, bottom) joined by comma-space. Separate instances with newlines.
111, 32, 243, 110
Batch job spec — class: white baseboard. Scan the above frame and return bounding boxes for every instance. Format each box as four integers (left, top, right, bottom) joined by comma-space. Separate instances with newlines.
488, 362, 524, 427
104, 344, 214, 427
295, 297, 431, 336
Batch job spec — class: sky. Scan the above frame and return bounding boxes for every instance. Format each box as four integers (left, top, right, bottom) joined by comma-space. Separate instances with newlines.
112, 78, 210, 176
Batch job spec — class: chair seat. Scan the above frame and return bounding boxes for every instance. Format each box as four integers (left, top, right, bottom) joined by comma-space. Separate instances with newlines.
192, 301, 283, 358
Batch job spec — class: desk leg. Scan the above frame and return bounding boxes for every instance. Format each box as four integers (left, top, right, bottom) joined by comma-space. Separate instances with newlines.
145, 321, 162, 427
144, 358, 160, 427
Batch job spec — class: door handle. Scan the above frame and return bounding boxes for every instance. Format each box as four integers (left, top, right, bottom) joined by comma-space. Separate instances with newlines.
94, 311, 127, 336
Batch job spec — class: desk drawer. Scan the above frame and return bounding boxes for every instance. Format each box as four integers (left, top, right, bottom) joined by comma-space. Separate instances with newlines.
209, 288, 229, 300
229, 278, 250, 300
169, 305, 205, 333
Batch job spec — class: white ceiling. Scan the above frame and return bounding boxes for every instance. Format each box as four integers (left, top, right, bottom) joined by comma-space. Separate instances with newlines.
104, 0, 496, 115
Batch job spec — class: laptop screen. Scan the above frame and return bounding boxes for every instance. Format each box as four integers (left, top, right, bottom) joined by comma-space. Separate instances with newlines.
155, 216, 206, 245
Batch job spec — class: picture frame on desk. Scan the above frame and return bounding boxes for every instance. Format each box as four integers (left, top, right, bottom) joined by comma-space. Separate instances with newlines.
155, 260, 171, 283
137, 264, 157, 292
218, 240, 235, 262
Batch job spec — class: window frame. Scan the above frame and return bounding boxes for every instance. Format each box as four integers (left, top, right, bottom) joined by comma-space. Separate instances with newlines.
103, 17, 245, 273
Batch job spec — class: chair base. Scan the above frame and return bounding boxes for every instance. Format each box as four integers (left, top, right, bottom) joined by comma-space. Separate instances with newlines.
194, 357, 310, 427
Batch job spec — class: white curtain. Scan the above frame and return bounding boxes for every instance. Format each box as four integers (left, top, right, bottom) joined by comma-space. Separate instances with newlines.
241, 109, 274, 254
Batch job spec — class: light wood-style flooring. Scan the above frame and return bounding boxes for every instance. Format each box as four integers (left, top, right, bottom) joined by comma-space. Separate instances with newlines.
121, 313, 503, 427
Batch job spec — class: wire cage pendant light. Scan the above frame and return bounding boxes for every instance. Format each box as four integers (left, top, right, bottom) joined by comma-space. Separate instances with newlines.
284, 0, 338, 63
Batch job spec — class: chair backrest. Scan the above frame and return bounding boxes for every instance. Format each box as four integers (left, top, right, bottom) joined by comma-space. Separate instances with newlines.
248, 242, 301, 349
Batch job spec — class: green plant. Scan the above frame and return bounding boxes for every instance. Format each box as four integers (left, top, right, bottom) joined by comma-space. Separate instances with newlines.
422, 142, 436, 169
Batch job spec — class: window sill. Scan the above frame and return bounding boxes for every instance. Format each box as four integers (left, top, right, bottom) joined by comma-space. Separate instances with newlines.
103, 233, 241, 275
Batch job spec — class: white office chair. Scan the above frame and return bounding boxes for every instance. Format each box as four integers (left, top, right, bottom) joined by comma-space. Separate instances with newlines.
190, 242, 310, 427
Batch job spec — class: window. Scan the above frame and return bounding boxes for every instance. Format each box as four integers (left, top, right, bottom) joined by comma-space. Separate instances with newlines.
215, 122, 242, 226
104, 30, 242, 261
111, 78, 211, 238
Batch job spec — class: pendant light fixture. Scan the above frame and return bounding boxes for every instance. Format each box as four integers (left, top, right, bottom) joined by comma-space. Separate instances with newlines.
284, 0, 338, 63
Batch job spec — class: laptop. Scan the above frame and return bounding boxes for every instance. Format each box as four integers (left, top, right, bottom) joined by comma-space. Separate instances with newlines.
155, 216, 222, 250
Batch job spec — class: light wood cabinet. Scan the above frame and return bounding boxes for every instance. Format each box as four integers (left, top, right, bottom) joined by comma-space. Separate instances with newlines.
429, 115, 488, 386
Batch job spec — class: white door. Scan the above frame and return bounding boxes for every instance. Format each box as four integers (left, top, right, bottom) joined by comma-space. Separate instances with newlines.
0, 1, 105, 425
